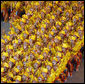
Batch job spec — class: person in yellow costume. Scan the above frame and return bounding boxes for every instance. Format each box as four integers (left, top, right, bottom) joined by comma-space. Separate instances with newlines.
22, 14, 28, 20
1, 39, 6, 52
55, 52, 62, 59
14, 50, 21, 60
12, 39, 18, 49
50, 26, 57, 34
47, 42, 52, 50
73, 32, 80, 39
25, 1, 32, 14
55, 44, 62, 52
63, 27, 70, 38
1, 52, 8, 61
14, 75, 21, 83
3, 62, 9, 72
34, 1, 41, 11
33, 60, 41, 69
69, 36, 76, 47
37, 55, 43, 61
23, 39, 29, 51
15, 23, 22, 34
59, 30, 65, 40
50, 47, 56, 56
15, 62, 21, 71
45, 60, 52, 71
77, 13, 82, 21
7, 80, 12, 83
21, 17, 26, 23
62, 43, 69, 54
48, 30, 54, 39
1, 67, 4, 74
57, 7, 62, 16
9, 58, 15, 68
76, 26, 84, 38
47, 68, 56, 83
44, 34, 49, 42
8, 27, 16, 41
41, 67, 48, 78
77, 26, 84, 31
32, 76, 38, 83
42, 47, 49, 59
27, 8, 34, 17
1, 76, 7, 83
21, 71, 29, 82
12, 66, 20, 76
1, 67, 7, 77
35, 42, 41, 48
29, 72, 37, 82
54, 35, 61, 44
66, 21, 73, 31
17, 34, 24, 45
1, 39, 5, 46
11, 18, 19, 26
51, 15, 55, 20
40, 8, 46, 19
55, 21, 62, 30
60, 16, 66, 23
2, 34, 10, 44
7, 71, 14, 80
29, 35, 36, 41
45, 2, 52, 14
51, 57, 58, 66
37, 74, 44, 83
6, 44, 13, 54
23, 30, 29, 39
63, 25, 69, 32
29, 51, 35, 60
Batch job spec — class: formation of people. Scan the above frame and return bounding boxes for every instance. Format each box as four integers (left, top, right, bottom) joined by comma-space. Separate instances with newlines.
1, 1, 84, 83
